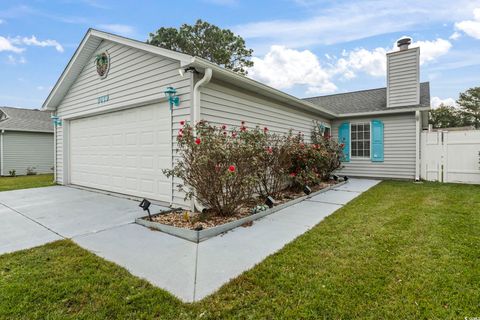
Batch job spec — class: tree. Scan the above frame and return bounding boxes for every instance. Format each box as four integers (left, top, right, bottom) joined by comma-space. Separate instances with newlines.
429, 104, 463, 128
147, 19, 253, 75
457, 87, 480, 129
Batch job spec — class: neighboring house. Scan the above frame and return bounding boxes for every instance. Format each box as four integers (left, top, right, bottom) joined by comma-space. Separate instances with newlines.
0, 107, 54, 176
42, 29, 430, 208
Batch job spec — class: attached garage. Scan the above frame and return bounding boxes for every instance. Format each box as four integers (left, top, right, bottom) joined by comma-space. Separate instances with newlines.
42, 29, 337, 208
69, 103, 171, 202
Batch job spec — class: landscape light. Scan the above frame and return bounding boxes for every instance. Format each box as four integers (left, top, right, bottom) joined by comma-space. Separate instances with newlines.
304, 186, 312, 195
331, 174, 339, 181
265, 196, 275, 208
343, 176, 349, 181
139, 198, 152, 221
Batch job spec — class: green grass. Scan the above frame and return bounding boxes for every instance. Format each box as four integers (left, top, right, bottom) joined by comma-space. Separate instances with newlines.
0, 174, 55, 192
0, 181, 479, 319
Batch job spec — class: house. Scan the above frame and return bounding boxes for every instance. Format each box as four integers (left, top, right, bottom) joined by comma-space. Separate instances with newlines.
42, 29, 430, 208
0, 107, 54, 176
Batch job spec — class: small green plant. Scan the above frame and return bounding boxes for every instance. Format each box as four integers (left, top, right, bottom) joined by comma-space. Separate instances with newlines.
26, 167, 37, 176
9, 170, 16, 177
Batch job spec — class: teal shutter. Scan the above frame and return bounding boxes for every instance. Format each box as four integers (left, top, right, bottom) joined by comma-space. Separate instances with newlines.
371, 120, 384, 162
338, 122, 350, 162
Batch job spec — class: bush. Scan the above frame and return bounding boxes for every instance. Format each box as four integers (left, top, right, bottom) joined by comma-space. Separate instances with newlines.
163, 121, 259, 216
26, 167, 37, 176
311, 126, 344, 180
164, 121, 344, 216
243, 126, 293, 198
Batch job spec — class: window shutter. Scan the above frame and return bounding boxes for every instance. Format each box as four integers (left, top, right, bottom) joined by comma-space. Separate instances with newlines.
371, 120, 384, 162
338, 122, 350, 162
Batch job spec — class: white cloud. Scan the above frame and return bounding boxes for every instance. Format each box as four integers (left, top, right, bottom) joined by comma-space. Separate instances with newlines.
450, 31, 462, 40
0, 36, 24, 53
0, 19, 4, 24
455, 8, 480, 39
431, 96, 458, 109
9, 35, 64, 52
336, 47, 387, 79
410, 38, 452, 64
335, 38, 451, 79
234, 0, 479, 52
248, 45, 337, 95
97, 24, 135, 37
6, 54, 26, 65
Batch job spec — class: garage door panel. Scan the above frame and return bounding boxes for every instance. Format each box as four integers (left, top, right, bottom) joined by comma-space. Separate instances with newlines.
70, 102, 171, 202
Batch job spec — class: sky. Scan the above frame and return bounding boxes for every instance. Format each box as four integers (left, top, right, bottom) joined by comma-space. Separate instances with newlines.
0, 0, 479, 109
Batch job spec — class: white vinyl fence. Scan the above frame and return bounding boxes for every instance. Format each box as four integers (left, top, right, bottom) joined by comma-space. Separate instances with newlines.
421, 129, 480, 184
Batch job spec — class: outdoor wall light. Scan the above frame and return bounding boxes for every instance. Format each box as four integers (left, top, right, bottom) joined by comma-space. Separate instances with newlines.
265, 196, 275, 208
51, 115, 62, 126
304, 186, 312, 195
164, 86, 180, 108
139, 198, 152, 221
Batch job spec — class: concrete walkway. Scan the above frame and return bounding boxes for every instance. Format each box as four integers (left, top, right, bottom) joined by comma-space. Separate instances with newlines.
74, 178, 381, 302
0, 179, 380, 302
0, 186, 166, 254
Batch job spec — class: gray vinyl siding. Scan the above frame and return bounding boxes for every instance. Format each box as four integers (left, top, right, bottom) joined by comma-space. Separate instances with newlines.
54, 39, 191, 207
2, 131, 54, 176
199, 80, 330, 142
332, 113, 416, 179
387, 47, 420, 108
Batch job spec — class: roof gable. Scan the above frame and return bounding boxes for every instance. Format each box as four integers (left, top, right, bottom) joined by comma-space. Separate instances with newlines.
42, 29, 194, 110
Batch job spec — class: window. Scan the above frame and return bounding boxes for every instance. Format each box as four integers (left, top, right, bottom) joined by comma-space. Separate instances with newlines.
323, 127, 331, 138
351, 123, 370, 157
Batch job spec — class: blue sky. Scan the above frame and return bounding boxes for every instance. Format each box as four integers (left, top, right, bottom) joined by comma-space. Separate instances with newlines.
1, 0, 479, 109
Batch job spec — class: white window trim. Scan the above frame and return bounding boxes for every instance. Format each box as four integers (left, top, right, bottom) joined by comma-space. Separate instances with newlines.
350, 122, 372, 159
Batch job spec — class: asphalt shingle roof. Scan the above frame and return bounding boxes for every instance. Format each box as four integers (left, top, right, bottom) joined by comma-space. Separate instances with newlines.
303, 82, 430, 115
0, 107, 53, 133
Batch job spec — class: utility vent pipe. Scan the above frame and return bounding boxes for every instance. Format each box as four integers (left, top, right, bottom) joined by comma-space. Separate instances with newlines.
397, 37, 412, 51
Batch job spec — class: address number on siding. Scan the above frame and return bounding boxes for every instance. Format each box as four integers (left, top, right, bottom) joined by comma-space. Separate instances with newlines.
97, 95, 110, 104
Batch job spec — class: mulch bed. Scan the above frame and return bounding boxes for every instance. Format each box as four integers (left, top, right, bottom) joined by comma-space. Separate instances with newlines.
148, 180, 338, 230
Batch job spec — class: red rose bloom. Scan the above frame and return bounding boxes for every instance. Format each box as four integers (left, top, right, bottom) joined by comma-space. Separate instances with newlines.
222, 124, 227, 130
223, 131, 227, 135
289, 172, 296, 177
266, 146, 273, 154
228, 165, 236, 172
240, 126, 246, 132
263, 127, 268, 132
180, 120, 185, 126
241, 121, 245, 125
340, 143, 345, 148
195, 138, 201, 145
232, 132, 237, 138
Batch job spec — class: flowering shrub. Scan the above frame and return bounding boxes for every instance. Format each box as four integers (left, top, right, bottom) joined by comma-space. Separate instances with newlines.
163, 121, 259, 216
164, 120, 344, 216
311, 125, 344, 179
242, 127, 293, 198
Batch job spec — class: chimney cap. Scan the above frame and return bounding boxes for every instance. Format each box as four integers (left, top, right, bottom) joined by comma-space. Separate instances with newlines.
397, 37, 412, 50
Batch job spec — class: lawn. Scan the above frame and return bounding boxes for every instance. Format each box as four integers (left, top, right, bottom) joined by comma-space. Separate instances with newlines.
0, 174, 54, 192
0, 181, 479, 319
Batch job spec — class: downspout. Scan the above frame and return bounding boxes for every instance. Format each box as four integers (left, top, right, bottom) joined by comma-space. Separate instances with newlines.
191, 67, 213, 212
52, 112, 57, 183
415, 110, 421, 181
193, 68, 212, 130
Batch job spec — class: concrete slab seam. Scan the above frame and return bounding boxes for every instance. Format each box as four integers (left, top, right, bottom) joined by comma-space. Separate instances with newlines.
0, 202, 65, 239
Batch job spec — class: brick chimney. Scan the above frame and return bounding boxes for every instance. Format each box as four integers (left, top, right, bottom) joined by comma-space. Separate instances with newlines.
386, 37, 420, 108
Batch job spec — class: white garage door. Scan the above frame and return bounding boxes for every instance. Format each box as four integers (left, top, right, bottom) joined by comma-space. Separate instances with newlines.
69, 103, 171, 203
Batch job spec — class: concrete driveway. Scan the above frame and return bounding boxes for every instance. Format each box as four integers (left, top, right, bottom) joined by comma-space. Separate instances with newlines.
0, 186, 166, 254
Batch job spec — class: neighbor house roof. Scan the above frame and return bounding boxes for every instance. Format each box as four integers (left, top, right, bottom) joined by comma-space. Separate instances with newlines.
42, 29, 337, 119
0, 107, 53, 133
303, 82, 430, 117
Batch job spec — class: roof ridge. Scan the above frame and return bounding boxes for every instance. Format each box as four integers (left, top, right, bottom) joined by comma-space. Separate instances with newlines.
304, 81, 430, 100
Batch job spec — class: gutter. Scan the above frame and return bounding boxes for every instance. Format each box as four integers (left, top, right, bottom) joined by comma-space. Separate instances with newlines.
335, 106, 430, 118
